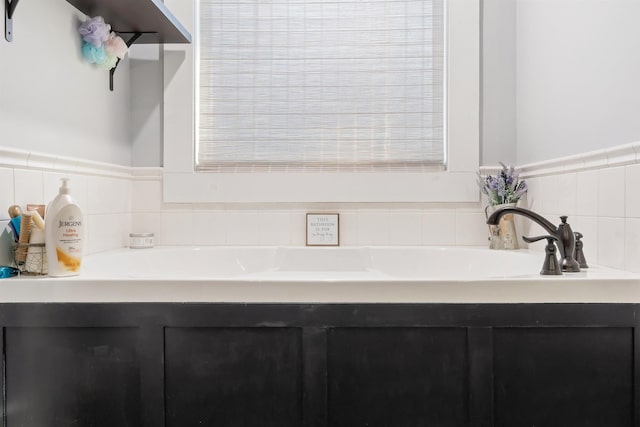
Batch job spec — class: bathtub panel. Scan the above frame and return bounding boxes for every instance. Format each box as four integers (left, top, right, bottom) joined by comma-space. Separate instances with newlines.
0, 303, 637, 427
5, 327, 140, 427
494, 327, 633, 427
164, 326, 303, 427
327, 327, 468, 427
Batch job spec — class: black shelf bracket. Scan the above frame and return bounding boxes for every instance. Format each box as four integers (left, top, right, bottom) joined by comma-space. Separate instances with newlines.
4, 0, 19, 42
109, 32, 144, 91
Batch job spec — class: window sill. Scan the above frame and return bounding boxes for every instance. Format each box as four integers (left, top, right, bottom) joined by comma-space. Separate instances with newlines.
163, 171, 479, 203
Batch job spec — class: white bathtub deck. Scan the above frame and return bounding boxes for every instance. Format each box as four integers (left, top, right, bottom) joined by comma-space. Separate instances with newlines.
1, 246, 638, 303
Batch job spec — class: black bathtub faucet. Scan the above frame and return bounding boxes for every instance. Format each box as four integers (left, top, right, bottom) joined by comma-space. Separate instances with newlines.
486, 207, 582, 272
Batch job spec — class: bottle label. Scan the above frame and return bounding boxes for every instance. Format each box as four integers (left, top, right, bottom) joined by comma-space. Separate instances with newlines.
54, 205, 84, 272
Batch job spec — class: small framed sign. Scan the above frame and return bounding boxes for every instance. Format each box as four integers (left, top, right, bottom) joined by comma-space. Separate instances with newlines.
306, 213, 340, 246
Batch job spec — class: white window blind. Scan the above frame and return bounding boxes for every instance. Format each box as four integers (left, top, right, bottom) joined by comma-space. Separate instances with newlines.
197, 0, 446, 172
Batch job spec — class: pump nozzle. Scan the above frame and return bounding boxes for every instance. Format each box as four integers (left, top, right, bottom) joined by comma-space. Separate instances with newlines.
59, 178, 70, 194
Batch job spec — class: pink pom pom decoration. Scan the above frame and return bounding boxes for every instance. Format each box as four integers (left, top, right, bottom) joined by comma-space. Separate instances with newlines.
78, 18, 129, 72
104, 32, 129, 59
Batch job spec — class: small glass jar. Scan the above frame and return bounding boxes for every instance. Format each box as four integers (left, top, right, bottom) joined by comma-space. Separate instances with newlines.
129, 232, 154, 249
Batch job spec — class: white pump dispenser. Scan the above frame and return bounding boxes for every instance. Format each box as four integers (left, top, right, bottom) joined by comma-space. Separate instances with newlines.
45, 178, 84, 277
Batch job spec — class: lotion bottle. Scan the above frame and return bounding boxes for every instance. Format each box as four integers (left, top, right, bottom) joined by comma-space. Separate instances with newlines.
45, 178, 84, 277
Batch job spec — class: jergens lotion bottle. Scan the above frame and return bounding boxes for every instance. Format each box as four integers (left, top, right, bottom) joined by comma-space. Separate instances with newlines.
45, 178, 84, 277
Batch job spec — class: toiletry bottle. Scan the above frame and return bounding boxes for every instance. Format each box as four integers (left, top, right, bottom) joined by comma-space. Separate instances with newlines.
45, 178, 84, 277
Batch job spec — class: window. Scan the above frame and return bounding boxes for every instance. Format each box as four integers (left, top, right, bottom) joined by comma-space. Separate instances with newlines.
163, 0, 479, 203
197, 0, 446, 172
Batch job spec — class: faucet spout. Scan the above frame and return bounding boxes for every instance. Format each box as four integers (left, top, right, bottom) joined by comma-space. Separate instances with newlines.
486, 206, 557, 235
486, 206, 581, 272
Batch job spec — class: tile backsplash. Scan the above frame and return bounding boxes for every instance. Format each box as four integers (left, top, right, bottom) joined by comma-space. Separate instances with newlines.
1, 149, 488, 255
2, 142, 640, 274
2, 173, 131, 255
515, 142, 640, 273
131, 173, 487, 247
0, 153, 132, 255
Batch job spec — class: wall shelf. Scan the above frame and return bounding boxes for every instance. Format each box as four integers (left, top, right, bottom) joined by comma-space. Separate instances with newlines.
66, 0, 192, 91
4, 0, 191, 89
66, 0, 191, 44
5, 0, 191, 44
4, 0, 19, 42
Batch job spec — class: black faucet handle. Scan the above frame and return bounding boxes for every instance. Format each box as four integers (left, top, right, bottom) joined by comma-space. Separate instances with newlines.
523, 235, 563, 276
522, 235, 558, 244
574, 232, 588, 268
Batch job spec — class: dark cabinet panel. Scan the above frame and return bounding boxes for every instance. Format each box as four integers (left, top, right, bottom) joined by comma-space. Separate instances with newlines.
327, 327, 468, 427
165, 327, 303, 427
0, 304, 637, 427
5, 327, 140, 427
494, 327, 633, 427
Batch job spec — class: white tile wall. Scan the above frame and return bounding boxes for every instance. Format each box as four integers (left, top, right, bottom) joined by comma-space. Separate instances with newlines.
14, 169, 44, 208
455, 211, 489, 246
192, 212, 227, 246
290, 210, 308, 246
598, 167, 626, 218
624, 218, 640, 273
225, 211, 262, 246
137, 201, 490, 248
87, 176, 132, 215
258, 211, 294, 246
132, 179, 163, 213
3, 165, 132, 255
422, 212, 457, 246
625, 164, 640, 218
127, 182, 491, 247
545, 172, 577, 217
558, 173, 578, 216
336, 211, 358, 246
597, 217, 626, 270
0, 149, 490, 252
87, 213, 130, 253
520, 149, 640, 271
389, 212, 423, 245
160, 210, 194, 246
357, 211, 390, 245
0, 169, 14, 221
4, 142, 640, 273
576, 170, 599, 216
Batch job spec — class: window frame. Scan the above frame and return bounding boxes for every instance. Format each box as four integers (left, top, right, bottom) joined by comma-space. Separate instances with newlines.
163, 0, 479, 203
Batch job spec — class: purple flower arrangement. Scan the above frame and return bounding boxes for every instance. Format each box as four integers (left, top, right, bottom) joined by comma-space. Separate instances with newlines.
79, 16, 129, 70
478, 162, 527, 206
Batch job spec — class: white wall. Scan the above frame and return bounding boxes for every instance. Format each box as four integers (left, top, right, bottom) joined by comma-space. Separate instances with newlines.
130, 45, 164, 167
481, 0, 516, 166
7, 2, 635, 170
515, 0, 640, 164
0, 0, 131, 166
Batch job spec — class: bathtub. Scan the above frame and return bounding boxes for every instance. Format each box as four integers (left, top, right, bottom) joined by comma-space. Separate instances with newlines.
3, 246, 640, 303
82, 246, 550, 280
